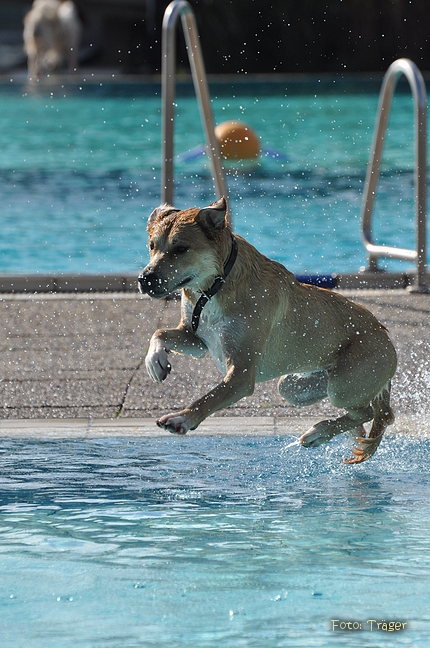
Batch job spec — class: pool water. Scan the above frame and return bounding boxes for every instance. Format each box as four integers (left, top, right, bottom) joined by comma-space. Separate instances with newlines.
0, 82, 425, 275
1, 434, 429, 647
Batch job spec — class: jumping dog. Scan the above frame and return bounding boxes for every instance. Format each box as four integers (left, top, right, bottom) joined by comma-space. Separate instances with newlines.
138, 197, 397, 463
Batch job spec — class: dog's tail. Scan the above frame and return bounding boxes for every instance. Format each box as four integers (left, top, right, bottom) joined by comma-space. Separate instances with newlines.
345, 381, 394, 464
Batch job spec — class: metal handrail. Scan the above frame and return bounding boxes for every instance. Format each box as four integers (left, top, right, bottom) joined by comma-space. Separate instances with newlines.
361, 58, 427, 289
161, 1, 229, 217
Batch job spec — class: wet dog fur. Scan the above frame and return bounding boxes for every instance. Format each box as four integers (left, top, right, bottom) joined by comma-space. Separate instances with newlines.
139, 197, 397, 463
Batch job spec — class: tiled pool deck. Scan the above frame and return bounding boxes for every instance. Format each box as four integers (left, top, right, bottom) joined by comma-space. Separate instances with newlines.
0, 289, 429, 437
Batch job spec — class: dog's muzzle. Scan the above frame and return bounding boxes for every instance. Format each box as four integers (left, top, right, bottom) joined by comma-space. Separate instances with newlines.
138, 269, 166, 297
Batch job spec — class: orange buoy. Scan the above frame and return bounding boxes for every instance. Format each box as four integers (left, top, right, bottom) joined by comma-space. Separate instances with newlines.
214, 120, 260, 160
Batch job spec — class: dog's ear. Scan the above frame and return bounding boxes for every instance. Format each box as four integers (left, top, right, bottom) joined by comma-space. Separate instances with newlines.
196, 196, 227, 233
147, 204, 178, 230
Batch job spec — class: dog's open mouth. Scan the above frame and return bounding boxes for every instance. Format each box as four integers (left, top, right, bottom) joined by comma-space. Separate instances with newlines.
138, 274, 194, 297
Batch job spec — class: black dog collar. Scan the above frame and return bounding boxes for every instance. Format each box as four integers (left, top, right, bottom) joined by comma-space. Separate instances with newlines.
191, 234, 238, 333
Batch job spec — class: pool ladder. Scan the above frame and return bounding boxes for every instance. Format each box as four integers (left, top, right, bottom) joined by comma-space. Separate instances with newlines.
161, 0, 229, 217
161, 9, 428, 289
361, 58, 428, 291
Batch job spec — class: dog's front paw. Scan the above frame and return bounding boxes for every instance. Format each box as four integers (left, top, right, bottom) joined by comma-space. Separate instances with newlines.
156, 412, 191, 435
299, 420, 337, 448
145, 338, 171, 382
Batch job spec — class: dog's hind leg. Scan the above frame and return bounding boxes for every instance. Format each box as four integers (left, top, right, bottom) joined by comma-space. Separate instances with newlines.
345, 381, 394, 464
278, 370, 329, 407
299, 404, 374, 449
370, 381, 394, 437
300, 330, 396, 462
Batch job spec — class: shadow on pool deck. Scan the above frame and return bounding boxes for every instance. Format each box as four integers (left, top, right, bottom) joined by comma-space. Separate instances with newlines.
0, 289, 429, 436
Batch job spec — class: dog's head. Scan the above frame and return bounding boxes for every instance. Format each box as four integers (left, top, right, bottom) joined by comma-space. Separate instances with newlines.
138, 196, 229, 298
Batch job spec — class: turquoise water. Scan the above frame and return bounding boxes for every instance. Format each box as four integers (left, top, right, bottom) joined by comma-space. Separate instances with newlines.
0, 434, 429, 646
0, 82, 425, 275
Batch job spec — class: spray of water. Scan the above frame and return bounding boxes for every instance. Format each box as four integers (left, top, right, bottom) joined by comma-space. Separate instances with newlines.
283, 438, 301, 450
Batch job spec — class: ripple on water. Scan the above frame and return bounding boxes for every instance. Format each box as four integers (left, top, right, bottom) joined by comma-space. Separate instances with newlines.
0, 435, 429, 646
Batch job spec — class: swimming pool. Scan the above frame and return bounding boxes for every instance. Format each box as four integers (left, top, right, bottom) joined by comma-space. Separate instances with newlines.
0, 79, 425, 276
1, 434, 429, 647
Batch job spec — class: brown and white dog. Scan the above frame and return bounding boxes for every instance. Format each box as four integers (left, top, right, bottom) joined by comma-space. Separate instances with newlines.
139, 197, 397, 463
23, 0, 81, 79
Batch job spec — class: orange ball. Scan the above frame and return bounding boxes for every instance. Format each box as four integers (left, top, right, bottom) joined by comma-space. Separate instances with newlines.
214, 120, 260, 160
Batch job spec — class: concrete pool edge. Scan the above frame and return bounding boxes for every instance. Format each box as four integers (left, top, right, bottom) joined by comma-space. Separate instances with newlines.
0, 414, 427, 439
1, 271, 429, 293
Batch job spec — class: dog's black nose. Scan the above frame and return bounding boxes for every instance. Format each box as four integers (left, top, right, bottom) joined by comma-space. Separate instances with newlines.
138, 270, 162, 295
138, 272, 153, 292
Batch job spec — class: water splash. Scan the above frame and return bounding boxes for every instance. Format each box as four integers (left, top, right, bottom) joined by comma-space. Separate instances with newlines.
283, 438, 301, 450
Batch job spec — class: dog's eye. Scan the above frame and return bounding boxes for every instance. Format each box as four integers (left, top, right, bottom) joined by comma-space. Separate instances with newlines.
149, 241, 155, 250
174, 246, 189, 255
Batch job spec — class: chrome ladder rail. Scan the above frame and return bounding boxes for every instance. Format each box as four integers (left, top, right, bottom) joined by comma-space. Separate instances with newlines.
162, 0, 229, 217
361, 58, 428, 290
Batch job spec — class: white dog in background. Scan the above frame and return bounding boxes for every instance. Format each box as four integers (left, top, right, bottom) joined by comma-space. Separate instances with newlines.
23, 0, 81, 79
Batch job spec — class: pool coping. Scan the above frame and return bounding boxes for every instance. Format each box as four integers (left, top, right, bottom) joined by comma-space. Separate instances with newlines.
0, 414, 427, 439
0, 271, 428, 293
